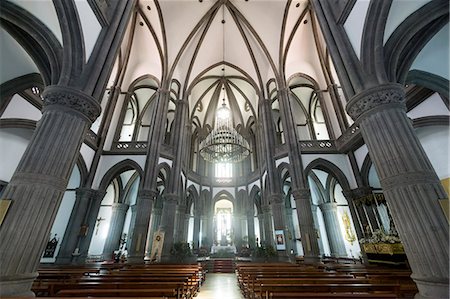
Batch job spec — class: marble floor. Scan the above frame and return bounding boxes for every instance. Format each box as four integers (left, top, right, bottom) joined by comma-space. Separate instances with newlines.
196, 273, 245, 299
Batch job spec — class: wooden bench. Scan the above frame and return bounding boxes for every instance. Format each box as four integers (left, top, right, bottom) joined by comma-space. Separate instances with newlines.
255, 283, 400, 299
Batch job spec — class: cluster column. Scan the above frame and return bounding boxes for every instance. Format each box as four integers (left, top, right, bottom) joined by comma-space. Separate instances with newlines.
319, 203, 347, 257
159, 193, 179, 260
127, 190, 156, 263
347, 84, 449, 299
0, 86, 101, 297
292, 189, 321, 263
102, 203, 129, 259
56, 188, 105, 264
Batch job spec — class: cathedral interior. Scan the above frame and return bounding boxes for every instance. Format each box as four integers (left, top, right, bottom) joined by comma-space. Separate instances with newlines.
0, 0, 449, 298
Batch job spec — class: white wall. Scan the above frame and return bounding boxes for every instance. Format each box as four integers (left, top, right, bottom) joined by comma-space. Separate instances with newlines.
0, 127, 33, 181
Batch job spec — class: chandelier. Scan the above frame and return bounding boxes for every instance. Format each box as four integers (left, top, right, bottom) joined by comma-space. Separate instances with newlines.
199, 101, 251, 163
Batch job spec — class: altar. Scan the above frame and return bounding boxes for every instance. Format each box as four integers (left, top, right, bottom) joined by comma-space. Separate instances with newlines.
211, 245, 237, 254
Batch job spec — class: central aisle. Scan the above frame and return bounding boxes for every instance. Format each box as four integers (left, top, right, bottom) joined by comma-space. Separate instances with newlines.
196, 273, 244, 299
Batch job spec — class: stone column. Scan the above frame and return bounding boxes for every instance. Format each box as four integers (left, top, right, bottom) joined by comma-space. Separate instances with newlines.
0, 86, 101, 297
310, 205, 324, 255
292, 189, 321, 263
145, 206, 162, 256
102, 203, 129, 259
246, 210, 256, 248
56, 188, 104, 264
347, 83, 449, 299
233, 212, 242, 246
261, 204, 274, 247
173, 204, 187, 243
270, 194, 289, 259
319, 202, 347, 257
192, 210, 201, 249
126, 204, 137, 248
257, 213, 265, 245
127, 189, 156, 263
200, 215, 208, 247
159, 193, 178, 261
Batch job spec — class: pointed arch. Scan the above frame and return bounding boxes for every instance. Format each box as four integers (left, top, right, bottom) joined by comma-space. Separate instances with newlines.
98, 159, 144, 192
304, 158, 351, 191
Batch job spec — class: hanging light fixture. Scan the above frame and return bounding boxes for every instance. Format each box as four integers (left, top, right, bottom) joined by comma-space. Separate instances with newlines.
199, 100, 251, 163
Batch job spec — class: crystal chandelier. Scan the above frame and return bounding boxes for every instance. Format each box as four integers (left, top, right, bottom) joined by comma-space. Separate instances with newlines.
199, 101, 251, 163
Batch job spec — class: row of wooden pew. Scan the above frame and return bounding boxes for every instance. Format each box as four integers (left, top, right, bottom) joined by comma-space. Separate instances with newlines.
31, 263, 205, 298
236, 262, 417, 299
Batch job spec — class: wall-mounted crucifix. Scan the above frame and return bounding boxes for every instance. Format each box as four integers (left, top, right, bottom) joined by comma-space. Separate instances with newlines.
95, 217, 106, 235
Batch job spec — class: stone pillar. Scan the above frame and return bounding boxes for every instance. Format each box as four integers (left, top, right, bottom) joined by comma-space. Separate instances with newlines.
145, 206, 162, 256
246, 210, 256, 248
319, 202, 347, 257
347, 83, 449, 299
127, 189, 156, 263
102, 203, 129, 259
270, 194, 289, 259
292, 189, 321, 263
56, 188, 104, 264
192, 210, 201, 249
310, 205, 325, 255
126, 204, 137, 248
173, 204, 187, 243
0, 86, 101, 297
159, 193, 178, 261
261, 204, 274, 246
233, 212, 242, 246
200, 215, 208, 247
257, 213, 265, 245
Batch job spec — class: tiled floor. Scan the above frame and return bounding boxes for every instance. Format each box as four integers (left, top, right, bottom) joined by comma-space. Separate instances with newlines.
196, 273, 245, 299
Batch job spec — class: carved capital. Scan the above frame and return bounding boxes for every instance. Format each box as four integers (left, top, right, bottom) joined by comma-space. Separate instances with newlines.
42, 85, 101, 123
346, 84, 405, 121
76, 188, 105, 202
163, 193, 179, 203
292, 188, 311, 200
262, 204, 271, 213
138, 189, 158, 200
342, 186, 372, 200
269, 193, 283, 204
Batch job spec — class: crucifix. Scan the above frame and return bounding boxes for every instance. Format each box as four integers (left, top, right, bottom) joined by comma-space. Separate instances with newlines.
95, 217, 105, 235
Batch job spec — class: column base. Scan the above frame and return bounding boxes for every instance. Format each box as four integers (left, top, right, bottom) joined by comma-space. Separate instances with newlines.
413, 276, 449, 299
54, 256, 73, 265
0, 272, 38, 297
127, 255, 145, 264
303, 255, 321, 264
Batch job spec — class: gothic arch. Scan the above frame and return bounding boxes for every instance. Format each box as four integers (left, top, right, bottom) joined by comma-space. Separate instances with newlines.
0, 1, 62, 85
384, 1, 449, 83
249, 185, 262, 215
213, 190, 235, 207
98, 159, 144, 192
304, 158, 351, 191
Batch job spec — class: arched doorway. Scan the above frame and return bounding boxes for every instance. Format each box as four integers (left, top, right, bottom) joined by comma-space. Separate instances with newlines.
214, 199, 234, 246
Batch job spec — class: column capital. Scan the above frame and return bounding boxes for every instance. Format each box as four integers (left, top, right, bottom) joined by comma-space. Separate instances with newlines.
76, 188, 106, 201
262, 204, 271, 213
42, 85, 101, 123
292, 188, 311, 201
319, 202, 338, 211
346, 83, 405, 121
138, 189, 158, 200
163, 193, 179, 203
111, 202, 129, 211
342, 186, 372, 201
269, 193, 283, 204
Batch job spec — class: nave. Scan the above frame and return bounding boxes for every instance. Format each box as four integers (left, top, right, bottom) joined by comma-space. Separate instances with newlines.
4, 260, 417, 299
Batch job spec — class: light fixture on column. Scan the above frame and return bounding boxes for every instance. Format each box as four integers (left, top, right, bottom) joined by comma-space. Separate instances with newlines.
199, 100, 251, 163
